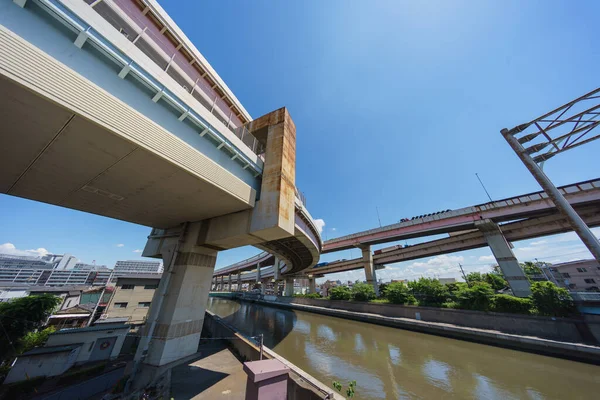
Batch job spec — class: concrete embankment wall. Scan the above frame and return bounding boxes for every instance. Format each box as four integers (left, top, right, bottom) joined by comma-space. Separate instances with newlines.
278, 297, 596, 343
249, 296, 600, 365
202, 310, 342, 400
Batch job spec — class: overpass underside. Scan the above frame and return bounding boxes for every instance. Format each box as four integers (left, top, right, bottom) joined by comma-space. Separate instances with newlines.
0, 18, 320, 370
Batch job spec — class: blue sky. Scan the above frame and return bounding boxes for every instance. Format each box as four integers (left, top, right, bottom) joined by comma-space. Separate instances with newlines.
1, 0, 599, 280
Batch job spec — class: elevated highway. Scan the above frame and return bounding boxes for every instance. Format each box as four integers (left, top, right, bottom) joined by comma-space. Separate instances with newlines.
1, 0, 321, 368
323, 179, 600, 253
216, 179, 600, 298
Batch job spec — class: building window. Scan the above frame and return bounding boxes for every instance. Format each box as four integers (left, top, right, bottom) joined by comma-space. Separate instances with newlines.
568, 284, 577, 289
562, 273, 571, 278
114, 302, 128, 308
138, 302, 151, 308
584, 279, 596, 284
576, 267, 588, 273
144, 284, 158, 290
121, 284, 135, 289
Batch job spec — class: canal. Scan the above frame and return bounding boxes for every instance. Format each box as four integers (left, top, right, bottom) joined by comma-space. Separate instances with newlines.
207, 298, 600, 399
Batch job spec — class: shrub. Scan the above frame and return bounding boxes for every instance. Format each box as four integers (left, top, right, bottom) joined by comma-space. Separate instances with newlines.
530, 281, 576, 317
456, 282, 495, 311
408, 278, 450, 306
384, 282, 417, 305
484, 273, 508, 291
351, 283, 376, 302
492, 294, 532, 314
329, 286, 352, 301
441, 301, 459, 309
19, 326, 56, 354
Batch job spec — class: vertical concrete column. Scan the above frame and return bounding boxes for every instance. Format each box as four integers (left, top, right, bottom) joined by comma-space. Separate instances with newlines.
476, 219, 531, 297
255, 262, 262, 292
228, 274, 232, 292
308, 276, 316, 294
273, 258, 282, 295
284, 277, 294, 296
220, 275, 224, 292
361, 246, 379, 296
141, 223, 218, 367
237, 272, 242, 292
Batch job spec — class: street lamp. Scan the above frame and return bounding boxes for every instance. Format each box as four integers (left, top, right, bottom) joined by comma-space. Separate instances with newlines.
501, 88, 600, 263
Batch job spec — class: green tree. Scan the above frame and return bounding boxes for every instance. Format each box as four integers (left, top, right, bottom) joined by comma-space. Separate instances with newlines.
456, 282, 495, 311
407, 278, 449, 306
0, 294, 61, 360
351, 283, 376, 302
521, 261, 543, 278
530, 281, 575, 317
445, 282, 468, 293
329, 286, 352, 301
466, 272, 484, 285
484, 273, 508, 291
466, 272, 507, 291
377, 282, 389, 298
19, 326, 56, 354
384, 282, 417, 304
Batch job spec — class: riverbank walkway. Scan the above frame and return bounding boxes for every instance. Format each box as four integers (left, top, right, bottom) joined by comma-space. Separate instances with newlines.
171, 342, 246, 399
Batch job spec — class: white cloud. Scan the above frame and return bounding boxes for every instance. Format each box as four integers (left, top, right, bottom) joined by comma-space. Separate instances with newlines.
116, 244, 125, 248
133, 249, 142, 253
531, 240, 547, 246
0, 243, 50, 258
331, 228, 337, 231
314, 219, 325, 234
478, 255, 495, 262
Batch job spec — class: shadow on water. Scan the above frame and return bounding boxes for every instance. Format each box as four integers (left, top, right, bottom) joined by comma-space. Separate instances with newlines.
207, 298, 297, 348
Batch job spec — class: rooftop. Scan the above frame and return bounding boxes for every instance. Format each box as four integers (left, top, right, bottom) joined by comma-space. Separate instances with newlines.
21, 343, 82, 357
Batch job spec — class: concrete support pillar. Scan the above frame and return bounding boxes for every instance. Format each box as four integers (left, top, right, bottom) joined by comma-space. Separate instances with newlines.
237, 272, 242, 292
140, 224, 218, 367
273, 257, 281, 280
361, 246, 379, 297
220, 275, 224, 292
260, 279, 267, 295
308, 276, 316, 294
273, 258, 282, 295
284, 277, 294, 297
228, 274, 232, 292
476, 219, 531, 297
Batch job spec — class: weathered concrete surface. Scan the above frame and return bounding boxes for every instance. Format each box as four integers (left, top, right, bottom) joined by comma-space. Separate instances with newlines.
171, 343, 246, 400
252, 297, 600, 365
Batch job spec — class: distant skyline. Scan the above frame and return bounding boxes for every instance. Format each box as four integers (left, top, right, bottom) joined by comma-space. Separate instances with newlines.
2, 0, 600, 282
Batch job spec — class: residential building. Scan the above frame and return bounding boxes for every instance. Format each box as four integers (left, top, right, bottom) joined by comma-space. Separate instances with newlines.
546, 259, 600, 291
47, 304, 94, 329
4, 322, 131, 384
103, 274, 161, 324
114, 260, 163, 274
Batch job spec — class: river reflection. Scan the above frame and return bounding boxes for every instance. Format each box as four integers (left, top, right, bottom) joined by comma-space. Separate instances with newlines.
207, 298, 600, 399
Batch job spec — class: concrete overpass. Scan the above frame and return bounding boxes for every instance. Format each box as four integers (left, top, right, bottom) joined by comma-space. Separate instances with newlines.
0, 0, 321, 373
216, 179, 600, 298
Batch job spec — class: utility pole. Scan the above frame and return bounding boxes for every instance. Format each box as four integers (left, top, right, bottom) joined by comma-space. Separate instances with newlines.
475, 173, 494, 203
459, 263, 469, 285
376, 206, 382, 228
